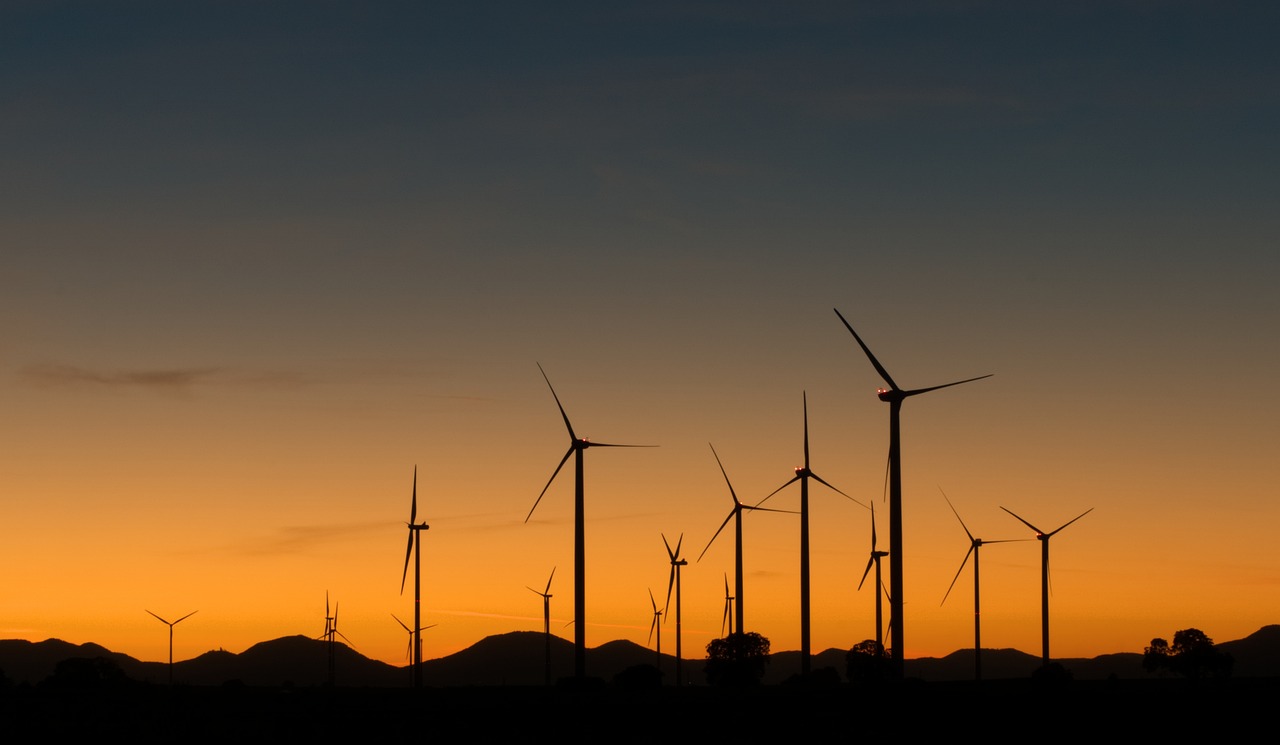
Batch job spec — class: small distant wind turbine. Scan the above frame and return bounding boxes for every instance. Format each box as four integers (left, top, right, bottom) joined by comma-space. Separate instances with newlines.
527, 567, 555, 686
1001, 505, 1094, 665
940, 490, 1022, 680
525, 363, 654, 680
758, 392, 866, 676
857, 502, 889, 651
400, 466, 430, 688
145, 609, 196, 685
834, 308, 992, 678
721, 573, 735, 637
663, 533, 688, 686
392, 614, 436, 687
320, 592, 352, 686
698, 443, 793, 637
647, 588, 663, 670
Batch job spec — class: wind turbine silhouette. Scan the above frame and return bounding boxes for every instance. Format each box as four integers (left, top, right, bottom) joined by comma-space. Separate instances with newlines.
1001, 505, 1094, 666
857, 502, 889, 652
392, 614, 436, 687
319, 593, 352, 686
145, 609, 196, 685
525, 363, 654, 680
697, 443, 793, 638
400, 466, 430, 688
527, 567, 555, 686
721, 573, 735, 637
940, 490, 1023, 680
758, 392, 865, 676
663, 533, 688, 687
647, 588, 663, 671
834, 308, 992, 677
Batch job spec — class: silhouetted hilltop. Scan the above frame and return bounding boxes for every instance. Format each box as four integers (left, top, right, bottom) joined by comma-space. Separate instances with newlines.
4, 626, 1279, 688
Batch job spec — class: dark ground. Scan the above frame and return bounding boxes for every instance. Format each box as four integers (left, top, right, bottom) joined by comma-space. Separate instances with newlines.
2, 676, 1271, 742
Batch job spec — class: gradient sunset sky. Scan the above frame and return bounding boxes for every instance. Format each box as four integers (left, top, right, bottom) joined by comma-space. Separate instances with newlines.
4, 1, 1278, 671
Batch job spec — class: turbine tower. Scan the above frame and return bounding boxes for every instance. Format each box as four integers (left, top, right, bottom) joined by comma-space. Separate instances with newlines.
527, 567, 555, 686
834, 308, 991, 677
525, 363, 654, 680
697, 443, 792, 638
663, 533, 688, 686
759, 392, 865, 676
400, 466, 430, 688
145, 609, 196, 685
857, 503, 888, 651
1001, 505, 1093, 666
940, 490, 1021, 680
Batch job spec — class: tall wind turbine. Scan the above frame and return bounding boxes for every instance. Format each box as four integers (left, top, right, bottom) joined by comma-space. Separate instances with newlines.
1001, 505, 1093, 666
834, 308, 992, 677
857, 503, 889, 651
759, 392, 865, 676
400, 466, 430, 688
663, 533, 688, 686
721, 573, 735, 637
527, 567, 555, 686
940, 490, 1021, 680
697, 443, 792, 638
145, 609, 196, 685
525, 363, 654, 680
647, 588, 663, 670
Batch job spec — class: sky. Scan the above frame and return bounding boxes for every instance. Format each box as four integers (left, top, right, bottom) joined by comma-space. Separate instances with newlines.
3, 1, 1279, 672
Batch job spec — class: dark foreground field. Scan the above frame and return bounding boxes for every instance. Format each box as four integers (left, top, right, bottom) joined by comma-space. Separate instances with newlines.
3, 676, 1272, 742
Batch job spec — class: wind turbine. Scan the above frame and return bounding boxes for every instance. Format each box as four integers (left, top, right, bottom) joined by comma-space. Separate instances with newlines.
834, 308, 992, 678
527, 567, 555, 686
145, 609, 196, 685
525, 363, 654, 680
697, 443, 793, 638
1001, 505, 1093, 666
857, 502, 889, 652
647, 588, 663, 670
400, 466, 430, 688
940, 490, 1022, 680
663, 533, 688, 686
392, 614, 436, 687
721, 573, 735, 637
758, 392, 866, 676
319, 593, 352, 686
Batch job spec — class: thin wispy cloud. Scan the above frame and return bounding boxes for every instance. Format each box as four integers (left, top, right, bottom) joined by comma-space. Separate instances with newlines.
19, 364, 314, 392
236, 521, 391, 557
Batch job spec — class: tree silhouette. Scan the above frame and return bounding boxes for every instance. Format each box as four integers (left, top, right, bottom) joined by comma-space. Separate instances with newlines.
1144, 628, 1233, 679
704, 632, 770, 687
846, 639, 890, 682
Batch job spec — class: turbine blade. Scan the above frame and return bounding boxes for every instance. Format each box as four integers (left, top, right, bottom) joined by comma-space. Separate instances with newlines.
410, 465, 418, 524
870, 502, 878, 550
941, 488, 975, 543
697, 511, 735, 563
1046, 507, 1094, 537
802, 391, 810, 467
674, 533, 683, 558
1000, 506, 1043, 535
527, 446, 574, 523
392, 613, 410, 632
857, 558, 875, 590
649, 587, 658, 613
664, 566, 676, 618
902, 374, 994, 398
146, 610, 168, 625
544, 566, 556, 595
758, 476, 800, 506
941, 546, 975, 606
537, 362, 576, 441
663, 533, 675, 560
810, 473, 866, 508
578, 441, 658, 448
174, 610, 198, 625
400, 530, 414, 594
709, 443, 742, 507
833, 308, 900, 391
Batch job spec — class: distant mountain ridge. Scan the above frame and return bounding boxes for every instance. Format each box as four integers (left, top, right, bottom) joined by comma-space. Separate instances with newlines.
4, 625, 1278, 688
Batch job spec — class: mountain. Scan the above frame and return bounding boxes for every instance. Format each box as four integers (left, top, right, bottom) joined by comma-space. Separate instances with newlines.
3, 627, 1278, 688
